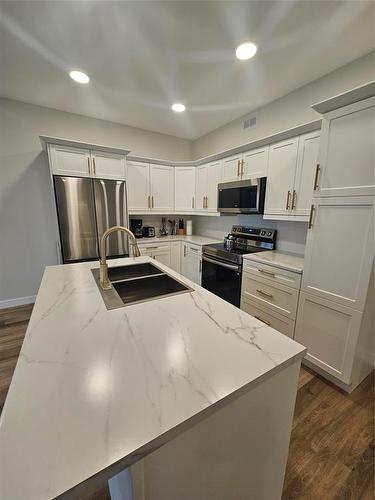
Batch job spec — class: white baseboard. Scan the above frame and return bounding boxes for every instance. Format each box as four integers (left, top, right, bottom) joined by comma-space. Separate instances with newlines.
0, 295, 36, 310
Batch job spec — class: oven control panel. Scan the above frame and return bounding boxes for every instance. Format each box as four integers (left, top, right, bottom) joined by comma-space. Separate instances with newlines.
231, 226, 276, 240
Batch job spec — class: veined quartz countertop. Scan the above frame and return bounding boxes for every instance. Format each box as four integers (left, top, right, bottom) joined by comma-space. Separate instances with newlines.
243, 250, 304, 273
135, 234, 220, 246
0, 257, 305, 499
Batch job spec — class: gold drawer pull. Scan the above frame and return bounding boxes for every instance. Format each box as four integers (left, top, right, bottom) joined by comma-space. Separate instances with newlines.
313, 163, 321, 190
256, 289, 274, 299
259, 269, 275, 277
148, 195, 151, 208
192, 196, 195, 209
286, 190, 291, 210
93, 157, 96, 176
254, 315, 271, 326
308, 204, 315, 229
291, 189, 297, 209
237, 159, 240, 176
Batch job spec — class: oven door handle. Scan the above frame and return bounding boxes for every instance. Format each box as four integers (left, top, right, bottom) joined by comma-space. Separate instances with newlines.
202, 255, 241, 272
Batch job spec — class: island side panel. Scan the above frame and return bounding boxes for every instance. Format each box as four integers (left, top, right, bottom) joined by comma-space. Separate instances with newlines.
134, 359, 300, 500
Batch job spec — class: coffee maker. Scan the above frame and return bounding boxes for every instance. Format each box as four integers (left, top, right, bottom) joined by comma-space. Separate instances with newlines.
130, 219, 143, 238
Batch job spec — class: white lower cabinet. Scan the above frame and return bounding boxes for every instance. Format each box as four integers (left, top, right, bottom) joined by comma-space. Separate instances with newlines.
138, 243, 171, 267
170, 241, 181, 273
240, 297, 295, 338
181, 242, 202, 285
295, 292, 362, 384
240, 259, 301, 339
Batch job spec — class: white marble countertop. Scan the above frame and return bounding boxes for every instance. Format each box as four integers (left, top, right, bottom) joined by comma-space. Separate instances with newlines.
135, 234, 220, 246
0, 257, 305, 499
243, 251, 304, 274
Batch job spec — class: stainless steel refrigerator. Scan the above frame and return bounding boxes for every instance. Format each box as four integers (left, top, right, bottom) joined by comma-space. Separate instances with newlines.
53, 176, 129, 263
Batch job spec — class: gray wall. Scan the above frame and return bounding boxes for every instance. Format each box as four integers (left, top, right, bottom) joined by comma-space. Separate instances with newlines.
0, 99, 193, 306
193, 52, 375, 158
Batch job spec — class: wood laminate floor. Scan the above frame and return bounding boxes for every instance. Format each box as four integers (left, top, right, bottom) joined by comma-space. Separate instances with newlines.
0, 305, 374, 500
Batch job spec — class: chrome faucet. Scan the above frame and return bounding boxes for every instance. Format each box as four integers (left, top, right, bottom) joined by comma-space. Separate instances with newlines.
100, 226, 141, 290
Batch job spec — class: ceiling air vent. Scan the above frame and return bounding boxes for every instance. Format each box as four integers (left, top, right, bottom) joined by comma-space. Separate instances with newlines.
242, 112, 257, 131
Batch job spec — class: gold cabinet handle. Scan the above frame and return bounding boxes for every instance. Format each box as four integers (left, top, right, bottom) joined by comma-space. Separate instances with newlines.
291, 190, 297, 210
152, 195, 154, 208
254, 315, 271, 326
259, 269, 275, 278
148, 195, 150, 208
308, 204, 315, 229
286, 190, 291, 210
237, 159, 240, 176
256, 289, 274, 299
202, 195, 205, 208
93, 157, 96, 176
313, 163, 321, 191
192, 196, 195, 209
205, 195, 208, 208
87, 157, 91, 175
241, 159, 244, 176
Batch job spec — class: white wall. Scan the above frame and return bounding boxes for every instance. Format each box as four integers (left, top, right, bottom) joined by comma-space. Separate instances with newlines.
193, 215, 307, 255
0, 99, 193, 307
193, 52, 375, 158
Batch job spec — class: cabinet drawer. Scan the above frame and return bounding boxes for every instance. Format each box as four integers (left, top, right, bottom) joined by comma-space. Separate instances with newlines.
240, 297, 295, 338
243, 260, 301, 289
241, 274, 299, 319
138, 243, 170, 251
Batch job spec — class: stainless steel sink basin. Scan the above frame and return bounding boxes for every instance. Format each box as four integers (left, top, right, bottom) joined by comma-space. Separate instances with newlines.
108, 262, 164, 282
92, 262, 192, 309
113, 273, 189, 305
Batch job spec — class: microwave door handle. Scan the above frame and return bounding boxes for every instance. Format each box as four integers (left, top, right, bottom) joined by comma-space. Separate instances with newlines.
202, 255, 240, 272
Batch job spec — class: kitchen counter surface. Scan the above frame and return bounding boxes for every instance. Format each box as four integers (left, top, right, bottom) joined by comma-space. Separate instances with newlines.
135, 234, 220, 246
0, 257, 305, 499
243, 250, 304, 273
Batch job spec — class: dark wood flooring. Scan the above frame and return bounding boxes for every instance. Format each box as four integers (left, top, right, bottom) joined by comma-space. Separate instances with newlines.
0, 305, 374, 500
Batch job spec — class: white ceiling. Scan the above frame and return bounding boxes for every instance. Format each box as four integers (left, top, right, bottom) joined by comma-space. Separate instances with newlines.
0, 1, 374, 140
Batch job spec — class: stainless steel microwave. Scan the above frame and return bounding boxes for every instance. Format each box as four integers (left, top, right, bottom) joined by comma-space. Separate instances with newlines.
217, 178, 267, 214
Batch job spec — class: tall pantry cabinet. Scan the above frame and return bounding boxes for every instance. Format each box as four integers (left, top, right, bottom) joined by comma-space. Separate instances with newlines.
295, 85, 375, 392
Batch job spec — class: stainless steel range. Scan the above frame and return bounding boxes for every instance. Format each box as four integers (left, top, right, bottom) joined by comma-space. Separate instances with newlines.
202, 225, 277, 307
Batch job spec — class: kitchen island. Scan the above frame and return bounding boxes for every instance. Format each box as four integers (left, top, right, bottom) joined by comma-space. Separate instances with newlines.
0, 257, 306, 500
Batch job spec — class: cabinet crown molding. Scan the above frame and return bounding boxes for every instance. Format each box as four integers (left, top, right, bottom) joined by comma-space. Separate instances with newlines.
40, 135, 131, 157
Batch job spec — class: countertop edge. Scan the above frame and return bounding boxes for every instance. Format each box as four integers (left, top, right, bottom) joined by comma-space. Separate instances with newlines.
56, 350, 306, 500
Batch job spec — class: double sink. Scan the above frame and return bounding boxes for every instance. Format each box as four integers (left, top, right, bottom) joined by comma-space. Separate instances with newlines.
92, 262, 192, 310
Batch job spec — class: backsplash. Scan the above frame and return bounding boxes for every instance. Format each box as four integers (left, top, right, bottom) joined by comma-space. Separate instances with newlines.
192, 214, 308, 255
130, 214, 308, 254
129, 215, 194, 236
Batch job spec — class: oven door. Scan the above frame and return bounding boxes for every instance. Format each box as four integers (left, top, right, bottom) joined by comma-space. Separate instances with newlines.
201, 255, 242, 307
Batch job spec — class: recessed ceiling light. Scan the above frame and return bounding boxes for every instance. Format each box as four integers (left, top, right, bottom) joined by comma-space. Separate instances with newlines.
235, 42, 257, 61
69, 70, 90, 84
171, 103, 186, 113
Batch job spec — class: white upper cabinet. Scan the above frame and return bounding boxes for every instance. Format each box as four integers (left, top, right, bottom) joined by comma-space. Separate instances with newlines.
195, 161, 222, 212
174, 167, 196, 212
91, 151, 126, 180
302, 195, 374, 310
149, 165, 174, 211
49, 145, 91, 177
127, 161, 150, 211
221, 153, 242, 182
242, 146, 269, 179
195, 165, 207, 210
292, 131, 321, 217
315, 97, 375, 197
206, 161, 222, 211
49, 145, 126, 180
264, 137, 299, 217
